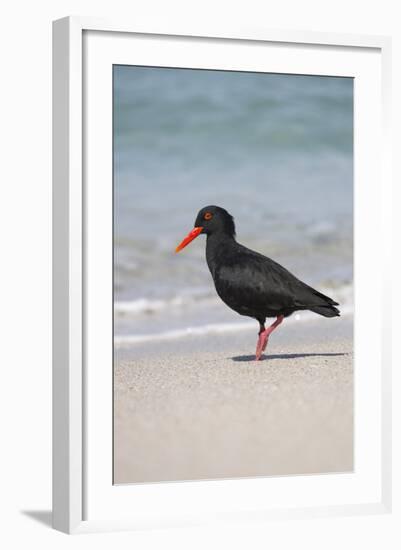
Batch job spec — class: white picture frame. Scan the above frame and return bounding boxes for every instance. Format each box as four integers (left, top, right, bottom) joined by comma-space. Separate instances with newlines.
52, 16, 392, 534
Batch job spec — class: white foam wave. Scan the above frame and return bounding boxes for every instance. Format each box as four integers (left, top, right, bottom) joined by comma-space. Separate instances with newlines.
114, 321, 254, 346
115, 297, 184, 314
114, 293, 217, 315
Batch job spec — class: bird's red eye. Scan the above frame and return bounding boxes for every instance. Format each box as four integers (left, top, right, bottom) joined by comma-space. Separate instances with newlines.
204, 212, 213, 220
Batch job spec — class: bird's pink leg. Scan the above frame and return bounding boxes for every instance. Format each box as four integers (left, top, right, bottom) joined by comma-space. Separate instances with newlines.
255, 315, 284, 360
255, 326, 266, 360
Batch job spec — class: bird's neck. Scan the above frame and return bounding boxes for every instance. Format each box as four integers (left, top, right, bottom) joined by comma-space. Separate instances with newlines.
205, 232, 236, 275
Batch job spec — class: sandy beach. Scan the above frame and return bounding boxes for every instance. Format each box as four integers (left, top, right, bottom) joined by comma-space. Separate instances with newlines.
114, 316, 353, 484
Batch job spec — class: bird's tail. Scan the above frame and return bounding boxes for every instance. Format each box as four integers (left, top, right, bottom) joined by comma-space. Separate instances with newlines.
305, 286, 340, 317
309, 304, 340, 317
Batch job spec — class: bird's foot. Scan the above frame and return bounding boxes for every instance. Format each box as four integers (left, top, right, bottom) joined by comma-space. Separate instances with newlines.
255, 316, 284, 360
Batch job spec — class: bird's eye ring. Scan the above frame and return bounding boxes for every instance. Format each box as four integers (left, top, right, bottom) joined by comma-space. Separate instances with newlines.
204, 212, 213, 220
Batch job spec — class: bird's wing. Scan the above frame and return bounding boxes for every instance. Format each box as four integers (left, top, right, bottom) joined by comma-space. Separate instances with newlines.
214, 245, 337, 315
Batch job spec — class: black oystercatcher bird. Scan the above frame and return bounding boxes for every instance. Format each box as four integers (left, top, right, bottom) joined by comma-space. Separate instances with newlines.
175, 205, 340, 360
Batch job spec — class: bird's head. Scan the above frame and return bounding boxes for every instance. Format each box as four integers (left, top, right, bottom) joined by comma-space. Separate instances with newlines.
175, 206, 236, 253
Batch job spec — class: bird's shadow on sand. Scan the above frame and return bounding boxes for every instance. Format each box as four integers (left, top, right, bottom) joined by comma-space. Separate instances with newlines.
231, 352, 348, 362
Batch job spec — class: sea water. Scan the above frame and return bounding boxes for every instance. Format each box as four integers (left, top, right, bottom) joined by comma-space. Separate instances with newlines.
113, 66, 353, 343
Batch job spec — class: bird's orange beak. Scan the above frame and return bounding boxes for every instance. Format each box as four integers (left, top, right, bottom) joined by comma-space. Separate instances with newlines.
175, 227, 203, 253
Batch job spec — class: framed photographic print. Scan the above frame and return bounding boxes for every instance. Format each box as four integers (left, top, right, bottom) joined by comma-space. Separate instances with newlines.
52, 17, 392, 533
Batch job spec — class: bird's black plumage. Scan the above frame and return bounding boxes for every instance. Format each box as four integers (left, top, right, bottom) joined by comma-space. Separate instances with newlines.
192, 205, 340, 326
